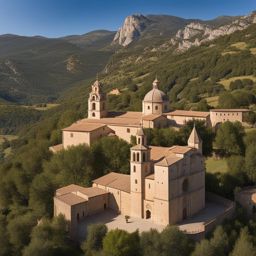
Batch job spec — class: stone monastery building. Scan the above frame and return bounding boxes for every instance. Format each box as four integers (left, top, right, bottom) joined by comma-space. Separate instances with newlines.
52, 78, 241, 239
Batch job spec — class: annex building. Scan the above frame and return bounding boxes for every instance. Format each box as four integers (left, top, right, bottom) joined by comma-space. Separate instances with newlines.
53, 78, 237, 240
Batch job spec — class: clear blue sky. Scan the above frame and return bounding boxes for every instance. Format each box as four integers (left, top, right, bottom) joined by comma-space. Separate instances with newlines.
0, 0, 255, 37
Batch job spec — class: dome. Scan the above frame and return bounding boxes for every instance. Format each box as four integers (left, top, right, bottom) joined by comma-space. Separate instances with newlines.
143, 79, 168, 103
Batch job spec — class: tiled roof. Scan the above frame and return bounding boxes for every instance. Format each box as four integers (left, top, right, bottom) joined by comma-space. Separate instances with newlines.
142, 114, 164, 121
167, 110, 210, 118
55, 193, 87, 206
155, 155, 182, 167
169, 146, 193, 154
145, 173, 154, 180
93, 172, 130, 193
210, 109, 249, 112
56, 184, 108, 199
63, 122, 106, 132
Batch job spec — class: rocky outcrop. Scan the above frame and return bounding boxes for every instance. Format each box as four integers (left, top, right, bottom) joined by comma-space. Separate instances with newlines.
66, 55, 82, 73
112, 14, 150, 46
165, 12, 256, 52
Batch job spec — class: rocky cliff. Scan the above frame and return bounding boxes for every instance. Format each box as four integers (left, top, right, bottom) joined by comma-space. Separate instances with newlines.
112, 14, 151, 46
167, 12, 256, 52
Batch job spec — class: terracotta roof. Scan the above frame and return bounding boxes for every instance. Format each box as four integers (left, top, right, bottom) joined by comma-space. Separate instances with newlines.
49, 144, 63, 153
131, 144, 149, 151
170, 146, 193, 154
93, 172, 130, 193
55, 193, 87, 206
56, 184, 108, 198
142, 114, 165, 121
63, 122, 106, 132
156, 155, 182, 167
210, 109, 249, 112
167, 110, 209, 118
150, 145, 193, 162
145, 173, 155, 180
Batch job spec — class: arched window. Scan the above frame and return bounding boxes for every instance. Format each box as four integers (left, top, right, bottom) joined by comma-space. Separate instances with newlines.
138, 138, 141, 144
133, 152, 136, 161
92, 102, 96, 110
147, 106, 150, 110
136, 152, 140, 162
155, 105, 158, 110
92, 112, 95, 117
133, 165, 136, 172
135, 179, 138, 184
182, 179, 189, 192
92, 96, 96, 101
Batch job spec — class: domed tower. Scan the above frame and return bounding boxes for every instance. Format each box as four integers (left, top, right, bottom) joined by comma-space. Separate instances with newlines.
88, 79, 107, 119
142, 78, 169, 115
130, 127, 151, 218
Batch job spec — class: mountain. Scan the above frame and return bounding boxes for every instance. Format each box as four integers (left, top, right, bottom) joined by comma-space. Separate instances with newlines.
62, 30, 115, 49
111, 14, 240, 47
0, 11, 255, 105
0, 33, 113, 103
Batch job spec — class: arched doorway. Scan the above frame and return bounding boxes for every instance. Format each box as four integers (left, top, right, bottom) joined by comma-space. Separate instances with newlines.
146, 210, 151, 219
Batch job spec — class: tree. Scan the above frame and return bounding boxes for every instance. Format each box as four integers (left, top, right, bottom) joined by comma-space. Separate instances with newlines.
192, 226, 228, 256
7, 211, 37, 254
215, 121, 245, 155
245, 144, 256, 182
81, 224, 108, 256
227, 156, 246, 184
210, 226, 229, 256
218, 92, 238, 109
103, 229, 140, 256
192, 240, 215, 256
160, 226, 193, 256
231, 228, 256, 256
23, 215, 74, 256
0, 214, 11, 256
140, 229, 161, 256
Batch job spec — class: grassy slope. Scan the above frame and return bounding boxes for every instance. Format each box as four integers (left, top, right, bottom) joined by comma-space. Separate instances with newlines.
205, 157, 228, 173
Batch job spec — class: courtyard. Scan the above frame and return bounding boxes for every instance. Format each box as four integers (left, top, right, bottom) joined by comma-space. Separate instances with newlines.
78, 201, 229, 242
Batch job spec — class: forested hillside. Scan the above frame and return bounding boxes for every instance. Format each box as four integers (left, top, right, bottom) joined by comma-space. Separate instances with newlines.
0, 12, 256, 256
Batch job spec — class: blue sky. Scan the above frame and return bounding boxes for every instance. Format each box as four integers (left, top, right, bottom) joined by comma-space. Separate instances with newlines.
0, 0, 255, 37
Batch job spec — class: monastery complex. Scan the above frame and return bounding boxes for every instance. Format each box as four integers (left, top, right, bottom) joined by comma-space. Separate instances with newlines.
52, 78, 243, 240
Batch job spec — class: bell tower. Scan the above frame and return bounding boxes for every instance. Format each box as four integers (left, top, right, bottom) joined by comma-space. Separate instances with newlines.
188, 125, 202, 154
88, 79, 107, 119
130, 127, 151, 218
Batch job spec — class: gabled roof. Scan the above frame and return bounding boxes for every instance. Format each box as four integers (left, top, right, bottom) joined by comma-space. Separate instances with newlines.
142, 114, 165, 121
93, 172, 130, 193
63, 122, 106, 132
155, 155, 183, 167
55, 185, 108, 206
150, 145, 193, 162
55, 193, 87, 206
166, 110, 209, 118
